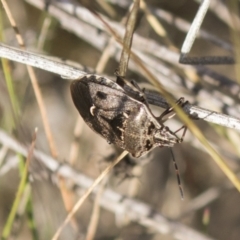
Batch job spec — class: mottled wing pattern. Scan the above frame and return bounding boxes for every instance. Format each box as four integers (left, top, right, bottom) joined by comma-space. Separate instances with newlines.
71, 75, 133, 149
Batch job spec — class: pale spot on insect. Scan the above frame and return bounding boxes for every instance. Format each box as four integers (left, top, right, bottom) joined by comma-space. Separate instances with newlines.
90, 105, 96, 116
95, 75, 102, 80
85, 74, 93, 79
123, 112, 129, 118
102, 77, 113, 84
117, 126, 124, 132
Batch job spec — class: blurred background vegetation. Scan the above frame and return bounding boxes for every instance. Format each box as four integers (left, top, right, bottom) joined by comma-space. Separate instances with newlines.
0, 0, 240, 240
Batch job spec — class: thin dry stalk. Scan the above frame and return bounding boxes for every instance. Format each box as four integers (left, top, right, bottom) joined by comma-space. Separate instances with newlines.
85, 178, 107, 240
84, 3, 141, 237
68, 118, 84, 165
37, 16, 52, 50
0, 43, 239, 190
75, 3, 240, 191
118, 0, 139, 76
1, 1, 81, 232
58, 176, 78, 231
0, 129, 216, 240
1, 0, 58, 158
51, 150, 128, 240
140, 0, 174, 48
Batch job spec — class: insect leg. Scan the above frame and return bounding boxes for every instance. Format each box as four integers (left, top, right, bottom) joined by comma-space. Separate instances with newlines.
114, 71, 147, 103
173, 125, 188, 143
169, 148, 184, 200
160, 123, 187, 144
157, 97, 186, 123
160, 125, 183, 143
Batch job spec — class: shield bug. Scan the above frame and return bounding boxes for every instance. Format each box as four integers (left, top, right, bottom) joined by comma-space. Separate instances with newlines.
70, 74, 187, 158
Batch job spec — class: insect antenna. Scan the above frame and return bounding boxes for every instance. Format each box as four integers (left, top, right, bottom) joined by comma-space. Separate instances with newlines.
169, 148, 184, 200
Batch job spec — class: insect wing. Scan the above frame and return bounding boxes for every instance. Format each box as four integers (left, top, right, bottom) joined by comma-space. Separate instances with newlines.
70, 75, 132, 147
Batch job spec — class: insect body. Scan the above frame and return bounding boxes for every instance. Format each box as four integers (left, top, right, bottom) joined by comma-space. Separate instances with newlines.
70, 74, 186, 158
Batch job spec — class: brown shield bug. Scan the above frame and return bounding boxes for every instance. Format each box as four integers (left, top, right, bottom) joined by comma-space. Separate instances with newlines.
70, 74, 187, 158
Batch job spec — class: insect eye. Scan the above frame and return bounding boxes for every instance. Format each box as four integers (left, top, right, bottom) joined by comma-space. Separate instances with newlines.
96, 91, 107, 100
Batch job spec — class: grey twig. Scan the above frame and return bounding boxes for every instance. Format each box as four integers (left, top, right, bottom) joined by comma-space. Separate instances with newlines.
145, 89, 240, 131
24, 0, 238, 96
0, 43, 86, 79
0, 129, 215, 240
1, 43, 240, 131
